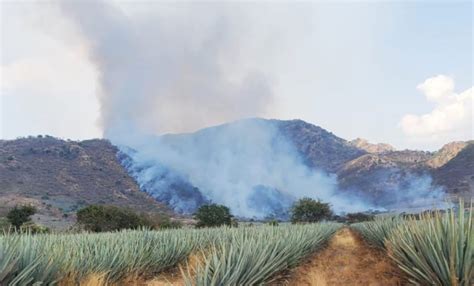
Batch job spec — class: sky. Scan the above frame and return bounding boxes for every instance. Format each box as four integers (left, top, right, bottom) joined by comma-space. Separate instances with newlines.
0, 0, 472, 151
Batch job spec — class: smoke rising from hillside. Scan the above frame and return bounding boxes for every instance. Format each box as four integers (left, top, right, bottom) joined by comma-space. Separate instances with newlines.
61, 1, 448, 218
120, 119, 373, 218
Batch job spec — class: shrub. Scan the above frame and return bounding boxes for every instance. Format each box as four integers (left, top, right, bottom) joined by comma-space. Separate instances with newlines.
194, 204, 233, 228
76, 205, 153, 232
20, 222, 50, 234
7, 205, 37, 229
346, 212, 374, 223
290, 198, 332, 223
0, 217, 11, 232
267, 219, 279, 226
141, 213, 182, 229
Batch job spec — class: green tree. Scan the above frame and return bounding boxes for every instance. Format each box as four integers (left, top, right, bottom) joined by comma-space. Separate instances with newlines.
290, 198, 332, 223
7, 205, 36, 229
194, 204, 233, 228
77, 205, 154, 232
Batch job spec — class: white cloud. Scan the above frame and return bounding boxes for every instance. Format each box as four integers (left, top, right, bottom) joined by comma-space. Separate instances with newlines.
416, 75, 455, 103
400, 75, 472, 137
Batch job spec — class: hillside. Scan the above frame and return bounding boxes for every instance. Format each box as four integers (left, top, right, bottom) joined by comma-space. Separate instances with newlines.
0, 119, 472, 222
277, 119, 365, 172
349, 138, 395, 154
433, 142, 474, 197
0, 136, 170, 229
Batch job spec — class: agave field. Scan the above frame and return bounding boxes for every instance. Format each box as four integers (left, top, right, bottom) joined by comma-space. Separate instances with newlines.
352, 202, 473, 286
0, 223, 340, 285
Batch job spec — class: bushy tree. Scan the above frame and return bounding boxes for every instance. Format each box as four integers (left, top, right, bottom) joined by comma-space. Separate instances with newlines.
290, 198, 332, 223
77, 205, 156, 232
194, 204, 233, 228
7, 205, 36, 229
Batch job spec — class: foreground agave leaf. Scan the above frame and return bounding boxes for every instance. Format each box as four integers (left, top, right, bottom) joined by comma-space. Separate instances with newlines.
352, 200, 473, 286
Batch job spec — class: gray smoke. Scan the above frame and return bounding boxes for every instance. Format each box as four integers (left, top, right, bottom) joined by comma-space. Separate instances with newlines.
119, 118, 373, 218
60, 1, 273, 138
375, 170, 450, 212
60, 1, 447, 218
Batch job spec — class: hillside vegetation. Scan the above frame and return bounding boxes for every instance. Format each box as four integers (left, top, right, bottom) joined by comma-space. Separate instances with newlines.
0, 136, 169, 229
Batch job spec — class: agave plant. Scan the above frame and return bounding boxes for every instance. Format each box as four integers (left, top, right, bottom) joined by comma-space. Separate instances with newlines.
183, 223, 340, 285
351, 216, 402, 248
387, 202, 473, 286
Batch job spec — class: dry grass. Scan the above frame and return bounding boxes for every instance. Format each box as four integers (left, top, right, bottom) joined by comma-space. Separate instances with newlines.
58, 253, 204, 286
283, 228, 405, 286
59, 273, 109, 286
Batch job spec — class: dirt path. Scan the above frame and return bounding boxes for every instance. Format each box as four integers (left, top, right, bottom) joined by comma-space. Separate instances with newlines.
284, 228, 404, 286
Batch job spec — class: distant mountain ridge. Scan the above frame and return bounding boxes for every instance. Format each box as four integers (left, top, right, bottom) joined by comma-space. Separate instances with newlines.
1, 119, 472, 225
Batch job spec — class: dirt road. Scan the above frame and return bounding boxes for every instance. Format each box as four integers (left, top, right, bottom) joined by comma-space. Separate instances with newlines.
284, 228, 404, 286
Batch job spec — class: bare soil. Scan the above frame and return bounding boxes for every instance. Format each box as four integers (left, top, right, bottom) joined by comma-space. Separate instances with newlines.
281, 228, 405, 286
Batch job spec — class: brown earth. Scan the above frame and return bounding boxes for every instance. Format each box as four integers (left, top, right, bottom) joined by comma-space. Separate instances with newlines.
283, 228, 405, 286
0, 137, 172, 229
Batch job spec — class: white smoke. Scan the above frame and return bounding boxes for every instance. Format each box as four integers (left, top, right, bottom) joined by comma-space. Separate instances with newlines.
60, 1, 274, 137
121, 118, 372, 218
60, 1, 447, 218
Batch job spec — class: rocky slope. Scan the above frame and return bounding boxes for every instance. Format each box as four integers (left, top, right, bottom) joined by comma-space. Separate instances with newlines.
432, 142, 474, 197
0, 136, 169, 229
349, 138, 395, 154
0, 119, 472, 222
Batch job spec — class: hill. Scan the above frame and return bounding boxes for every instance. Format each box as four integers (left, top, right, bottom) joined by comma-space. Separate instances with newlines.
0, 119, 472, 222
433, 142, 474, 197
0, 136, 170, 229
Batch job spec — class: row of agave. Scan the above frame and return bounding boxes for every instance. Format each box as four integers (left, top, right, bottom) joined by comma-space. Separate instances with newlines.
352, 201, 473, 286
1, 228, 220, 285
183, 223, 340, 285
1, 223, 340, 285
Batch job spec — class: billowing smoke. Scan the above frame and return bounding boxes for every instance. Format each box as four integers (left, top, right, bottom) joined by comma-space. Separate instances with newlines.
60, 1, 447, 218
60, 1, 273, 138
119, 119, 373, 218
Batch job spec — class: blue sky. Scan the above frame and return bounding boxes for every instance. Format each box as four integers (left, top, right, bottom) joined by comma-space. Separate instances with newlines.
1, 1, 472, 150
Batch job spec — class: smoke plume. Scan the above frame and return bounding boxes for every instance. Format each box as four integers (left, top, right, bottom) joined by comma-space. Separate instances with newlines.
60, 1, 273, 138
61, 1, 448, 218
120, 118, 373, 218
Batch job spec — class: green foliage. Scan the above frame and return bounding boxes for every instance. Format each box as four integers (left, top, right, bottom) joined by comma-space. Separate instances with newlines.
77, 205, 153, 232
290, 198, 332, 223
267, 219, 279, 226
0, 217, 11, 232
352, 201, 473, 286
144, 214, 182, 229
20, 222, 50, 234
351, 216, 401, 248
345, 212, 374, 223
388, 203, 473, 286
0, 223, 340, 285
183, 223, 341, 285
194, 204, 233, 228
6, 205, 37, 229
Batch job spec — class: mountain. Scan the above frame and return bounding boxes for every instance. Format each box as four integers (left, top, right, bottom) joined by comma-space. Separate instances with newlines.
0, 136, 170, 229
277, 120, 365, 172
1, 119, 472, 223
426, 141, 471, 168
349, 138, 395, 154
119, 119, 472, 216
433, 142, 474, 197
